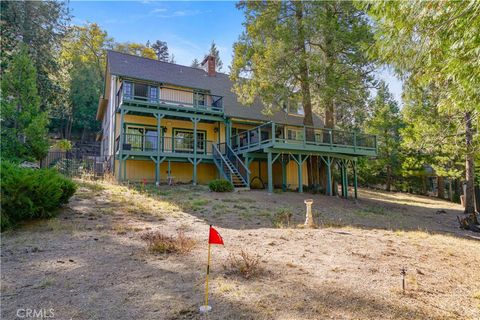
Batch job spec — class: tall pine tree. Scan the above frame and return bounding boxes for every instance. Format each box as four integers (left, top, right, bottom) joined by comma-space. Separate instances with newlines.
361, 81, 403, 191
366, 1, 480, 217
1, 46, 49, 161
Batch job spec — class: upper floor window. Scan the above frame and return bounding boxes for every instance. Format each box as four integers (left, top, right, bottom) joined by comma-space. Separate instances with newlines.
123, 81, 159, 102
283, 99, 304, 116
194, 92, 206, 106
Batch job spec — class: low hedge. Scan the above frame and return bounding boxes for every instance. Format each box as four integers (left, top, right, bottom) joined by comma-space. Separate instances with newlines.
208, 179, 234, 192
1, 161, 77, 230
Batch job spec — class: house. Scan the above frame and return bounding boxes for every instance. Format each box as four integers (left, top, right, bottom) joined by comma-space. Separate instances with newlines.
96, 50, 377, 198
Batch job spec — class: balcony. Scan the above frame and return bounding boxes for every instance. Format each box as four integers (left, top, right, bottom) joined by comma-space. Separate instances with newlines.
116, 133, 214, 159
230, 122, 377, 157
115, 81, 224, 116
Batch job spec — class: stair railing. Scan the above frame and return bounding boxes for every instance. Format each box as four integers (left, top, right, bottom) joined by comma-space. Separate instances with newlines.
223, 143, 250, 186
212, 143, 234, 182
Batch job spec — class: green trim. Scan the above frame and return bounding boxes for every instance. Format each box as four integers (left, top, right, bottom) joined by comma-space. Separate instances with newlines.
121, 105, 224, 122
123, 121, 165, 130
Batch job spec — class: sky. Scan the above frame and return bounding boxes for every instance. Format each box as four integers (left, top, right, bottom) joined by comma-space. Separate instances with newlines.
69, 0, 403, 104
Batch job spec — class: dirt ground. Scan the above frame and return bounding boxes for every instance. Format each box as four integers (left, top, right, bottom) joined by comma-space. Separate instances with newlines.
1, 180, 479, 320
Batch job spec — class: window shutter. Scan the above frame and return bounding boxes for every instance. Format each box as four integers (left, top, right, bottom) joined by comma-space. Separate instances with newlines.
148, 86, 158, 103
123, 82, 133, 99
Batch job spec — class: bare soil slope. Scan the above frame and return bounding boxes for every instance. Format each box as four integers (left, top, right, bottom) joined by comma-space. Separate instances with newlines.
1, 181, 479, 319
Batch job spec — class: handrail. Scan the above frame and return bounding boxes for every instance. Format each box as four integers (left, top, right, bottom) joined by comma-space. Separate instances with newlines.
117, 133, 214, 154
212, 143, 234, 182
226, 143, 250, 174
230, 121, 377, 152
118, 80, 224, 112
218, 142, 249, 186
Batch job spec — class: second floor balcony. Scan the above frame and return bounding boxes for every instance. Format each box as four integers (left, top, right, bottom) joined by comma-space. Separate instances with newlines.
116, 80, 224, 115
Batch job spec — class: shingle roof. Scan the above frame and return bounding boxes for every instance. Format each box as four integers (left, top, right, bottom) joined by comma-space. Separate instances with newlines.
107, 50, 324, 127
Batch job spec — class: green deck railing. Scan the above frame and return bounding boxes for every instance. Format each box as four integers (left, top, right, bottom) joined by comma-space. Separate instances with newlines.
116, 133, 214, 155
230, 122, 377, 155
116, 82, 224, 114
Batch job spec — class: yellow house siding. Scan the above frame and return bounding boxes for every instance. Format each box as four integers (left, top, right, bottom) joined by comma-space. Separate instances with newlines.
115, 159, 217, 184
285, 160, 308, 189
161, 86, 193, 105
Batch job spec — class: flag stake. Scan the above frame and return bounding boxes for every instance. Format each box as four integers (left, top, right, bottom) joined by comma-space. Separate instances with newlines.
200, 242, 212, 313
200, 225, 224, 313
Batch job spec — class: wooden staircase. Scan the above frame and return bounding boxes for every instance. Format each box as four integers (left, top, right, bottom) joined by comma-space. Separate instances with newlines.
213, 143, 250, 190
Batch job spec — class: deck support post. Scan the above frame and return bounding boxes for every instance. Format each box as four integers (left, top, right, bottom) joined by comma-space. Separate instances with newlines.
327, 157, 333, 196
272, 122, 276, 144
225, 119, 232, 146
123, 155, 127, 181
291, 154, 308, 193
324, 156, 333, 196
353, 159, 358, 199
118, 109, 125, 182
167, 160, 171, 180
191, 117, 200, 185
245, 156, 250, 186
338, 159, 348, 199
154, 113, 164, 185
267, 152, 273, 193
298, 155, 303, 193
340, 160, 346, 198
344, 160, 349, 199
281, 155, 287, 192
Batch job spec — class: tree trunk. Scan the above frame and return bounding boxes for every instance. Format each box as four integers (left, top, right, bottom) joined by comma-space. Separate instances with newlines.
81, 125, 87, 142
293, 1, 319, 190
464, 111, 476, 221
437, 176, 445, 199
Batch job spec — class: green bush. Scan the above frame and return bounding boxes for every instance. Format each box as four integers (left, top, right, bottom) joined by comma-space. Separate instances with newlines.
0, 161, 77, 230
208, 179, 234, 192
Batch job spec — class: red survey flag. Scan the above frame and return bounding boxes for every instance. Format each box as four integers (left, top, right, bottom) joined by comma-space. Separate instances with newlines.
208, 225, 224, 245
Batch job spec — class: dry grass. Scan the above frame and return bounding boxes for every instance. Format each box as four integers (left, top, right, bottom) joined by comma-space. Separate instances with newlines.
140, 230, 196, 254
272, 207, 293, 228
3, 178, 478, 320
223, 249, 264, 279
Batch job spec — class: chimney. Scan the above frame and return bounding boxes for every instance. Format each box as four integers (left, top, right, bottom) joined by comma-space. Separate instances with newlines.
201, 55, 216, 77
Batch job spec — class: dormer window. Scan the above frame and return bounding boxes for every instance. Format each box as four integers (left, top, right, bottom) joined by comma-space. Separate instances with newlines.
283, 99, 304, 116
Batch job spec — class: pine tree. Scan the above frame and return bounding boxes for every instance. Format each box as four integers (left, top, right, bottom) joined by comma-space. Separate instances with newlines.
0, 0, 70, 110
191, 58, 201, 68
150, 40, 169, 61
361, 81, 404, 191
231, 1, 375, 189
1, 46, 49, 161
366, 1, 480, 217
206, 41, 223, 71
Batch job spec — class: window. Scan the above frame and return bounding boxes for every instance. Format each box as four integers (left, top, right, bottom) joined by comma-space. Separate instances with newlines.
134, 83, 148, 99
122, 81, 159, 102
173, 129, 206, 153
194, 92, 206, 106
287, 128, 303, 142
148, 86, 159, 103
125, 126, 158, 151
283, 99, 304, 115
